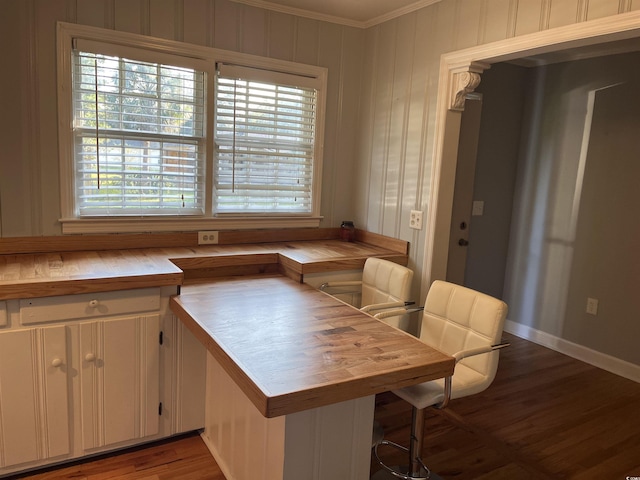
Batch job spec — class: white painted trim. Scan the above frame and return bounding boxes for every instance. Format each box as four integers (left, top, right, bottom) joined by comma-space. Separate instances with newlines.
443, 9, 640, 67
362, 0, 443, 29
60, 216, 322, 234
505, 320, 640, 384
226, 0, 442, 29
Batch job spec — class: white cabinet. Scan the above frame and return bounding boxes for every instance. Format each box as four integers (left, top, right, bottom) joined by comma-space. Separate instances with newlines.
171, 318, 206, 433
0, 326, 70, 468
77, 314, 160, 450
0, 286, 205, 477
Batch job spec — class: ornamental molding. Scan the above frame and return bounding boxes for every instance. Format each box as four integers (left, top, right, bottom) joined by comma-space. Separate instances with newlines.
448, 62, 489, 111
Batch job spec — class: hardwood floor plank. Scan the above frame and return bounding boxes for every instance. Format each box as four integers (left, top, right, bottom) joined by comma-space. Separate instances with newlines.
15, 434, 224, 480
14, 332, 640, 480
371, 332, 640, 479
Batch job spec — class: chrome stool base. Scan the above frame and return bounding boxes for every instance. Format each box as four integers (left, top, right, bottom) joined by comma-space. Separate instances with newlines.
372, 439, 444, 480
371, 467, 444, 480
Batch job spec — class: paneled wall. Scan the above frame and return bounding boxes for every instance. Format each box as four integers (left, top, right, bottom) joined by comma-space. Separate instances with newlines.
1, 0, 638, 367
0, 0, 364, 236
355, 0, 640, 308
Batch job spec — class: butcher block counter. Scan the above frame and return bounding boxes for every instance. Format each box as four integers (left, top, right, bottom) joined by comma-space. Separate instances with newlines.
0, 229, 408, 300
171, 275, 453, 418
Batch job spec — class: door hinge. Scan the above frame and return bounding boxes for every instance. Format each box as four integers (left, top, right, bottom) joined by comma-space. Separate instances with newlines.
159, 331, 163, 345
159, 402, 163, 415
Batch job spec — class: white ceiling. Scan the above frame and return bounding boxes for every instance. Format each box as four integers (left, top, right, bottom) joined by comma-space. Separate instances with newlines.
229, 0, 442, 28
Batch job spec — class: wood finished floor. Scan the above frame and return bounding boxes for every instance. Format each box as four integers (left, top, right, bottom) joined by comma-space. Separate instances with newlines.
14, 332, 640, 480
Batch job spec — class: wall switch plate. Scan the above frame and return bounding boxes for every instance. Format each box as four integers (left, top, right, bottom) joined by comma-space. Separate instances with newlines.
472, 200, 484, 216
410, 210, 423, 230
198, 231, 219, 245
586, 297, 598, 315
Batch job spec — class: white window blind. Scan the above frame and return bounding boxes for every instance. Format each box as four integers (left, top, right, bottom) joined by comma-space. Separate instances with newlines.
72, 46, 206, 216
214, 64, 318, 214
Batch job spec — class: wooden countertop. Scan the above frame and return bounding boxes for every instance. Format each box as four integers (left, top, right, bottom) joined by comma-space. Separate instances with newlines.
170, 275, 454, 418
0, 238, 406, 300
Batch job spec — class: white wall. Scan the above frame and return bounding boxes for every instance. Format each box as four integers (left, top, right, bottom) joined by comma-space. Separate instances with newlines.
0, 0, 365, 236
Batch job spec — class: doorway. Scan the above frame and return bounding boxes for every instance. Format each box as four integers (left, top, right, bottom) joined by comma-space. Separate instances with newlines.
423, 10, 640, 293
425, 13, 640, 379
446, 96, 482, 287
446, 63, 528, 300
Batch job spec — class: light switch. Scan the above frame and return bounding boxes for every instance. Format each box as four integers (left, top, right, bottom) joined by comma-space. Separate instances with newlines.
472, 201, 484, 216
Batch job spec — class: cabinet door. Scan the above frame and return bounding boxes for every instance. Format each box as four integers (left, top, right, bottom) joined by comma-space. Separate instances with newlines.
79, 314, 160, 450
0, 326, 70, 468
174, 318, 206, 433
40, 326, 71, 458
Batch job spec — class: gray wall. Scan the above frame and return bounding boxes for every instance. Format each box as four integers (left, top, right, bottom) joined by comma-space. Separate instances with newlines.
501, 52, 640, 365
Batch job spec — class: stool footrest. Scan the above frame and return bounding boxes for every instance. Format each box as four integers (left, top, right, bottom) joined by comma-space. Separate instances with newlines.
372, 440, 434, 479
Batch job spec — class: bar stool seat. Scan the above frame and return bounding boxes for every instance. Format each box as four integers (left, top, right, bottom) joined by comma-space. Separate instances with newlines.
371, 280, 508, 479
320, 256, 415, 330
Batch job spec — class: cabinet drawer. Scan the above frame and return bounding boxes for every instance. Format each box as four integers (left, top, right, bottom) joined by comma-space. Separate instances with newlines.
20, 288, 160, 325
0, 301, 6, 327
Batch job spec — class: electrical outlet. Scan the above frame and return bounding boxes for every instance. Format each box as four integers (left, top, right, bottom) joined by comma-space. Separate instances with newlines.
198, 231, 219, 245
409, 210, 423, 230
586, 297, 598, 315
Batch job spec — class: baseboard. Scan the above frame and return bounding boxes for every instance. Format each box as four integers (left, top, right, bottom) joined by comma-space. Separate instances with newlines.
504, 319, 640, 384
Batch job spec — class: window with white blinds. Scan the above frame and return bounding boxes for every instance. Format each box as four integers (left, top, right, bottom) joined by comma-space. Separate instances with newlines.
72, 48, 206, 216
58, 23, 326, 232
215, 64, 318, 214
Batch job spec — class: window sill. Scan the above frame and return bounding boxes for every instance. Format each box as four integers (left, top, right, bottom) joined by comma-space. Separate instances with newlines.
60, 216, 323, 234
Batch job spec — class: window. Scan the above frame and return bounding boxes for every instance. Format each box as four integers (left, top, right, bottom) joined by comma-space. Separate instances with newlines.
57, 23, 326, 233
73, 46, 206, 216
215, 64, 318, 214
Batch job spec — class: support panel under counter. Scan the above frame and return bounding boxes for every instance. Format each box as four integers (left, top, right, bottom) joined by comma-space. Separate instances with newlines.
170, 274, 454, 480
203, 354, 374, 480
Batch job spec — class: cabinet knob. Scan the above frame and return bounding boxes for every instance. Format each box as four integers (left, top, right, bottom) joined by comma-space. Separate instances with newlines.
85, 353, 96, 362
51, 358, 63, 367
89, 299, 99, 308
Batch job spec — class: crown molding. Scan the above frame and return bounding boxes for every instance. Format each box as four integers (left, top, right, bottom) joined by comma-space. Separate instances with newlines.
362, 0, 442, 28
228, 0, 442, 29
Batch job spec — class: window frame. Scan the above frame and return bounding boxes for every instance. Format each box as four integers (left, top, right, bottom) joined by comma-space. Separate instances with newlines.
57, 22, 326, 234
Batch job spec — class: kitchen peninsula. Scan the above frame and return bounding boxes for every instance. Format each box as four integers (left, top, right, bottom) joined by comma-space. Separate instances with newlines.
172, 275, 453, 479
0, 228, 454, 480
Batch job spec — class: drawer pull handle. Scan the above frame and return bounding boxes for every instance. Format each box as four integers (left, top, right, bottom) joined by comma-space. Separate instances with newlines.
51, 358, 63, 367
89, 300, 99, 308
85, 353, 96, 362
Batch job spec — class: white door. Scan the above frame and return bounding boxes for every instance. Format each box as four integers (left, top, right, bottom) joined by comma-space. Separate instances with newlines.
0, 326, 70, 468
79, 314, 160, 450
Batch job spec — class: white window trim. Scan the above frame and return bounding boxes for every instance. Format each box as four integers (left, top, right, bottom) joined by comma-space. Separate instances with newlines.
56, 22, 326, 234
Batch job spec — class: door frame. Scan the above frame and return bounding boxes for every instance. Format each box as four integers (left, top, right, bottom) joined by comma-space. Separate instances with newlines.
446, 94, 483, 286
422, 10, 640, 299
